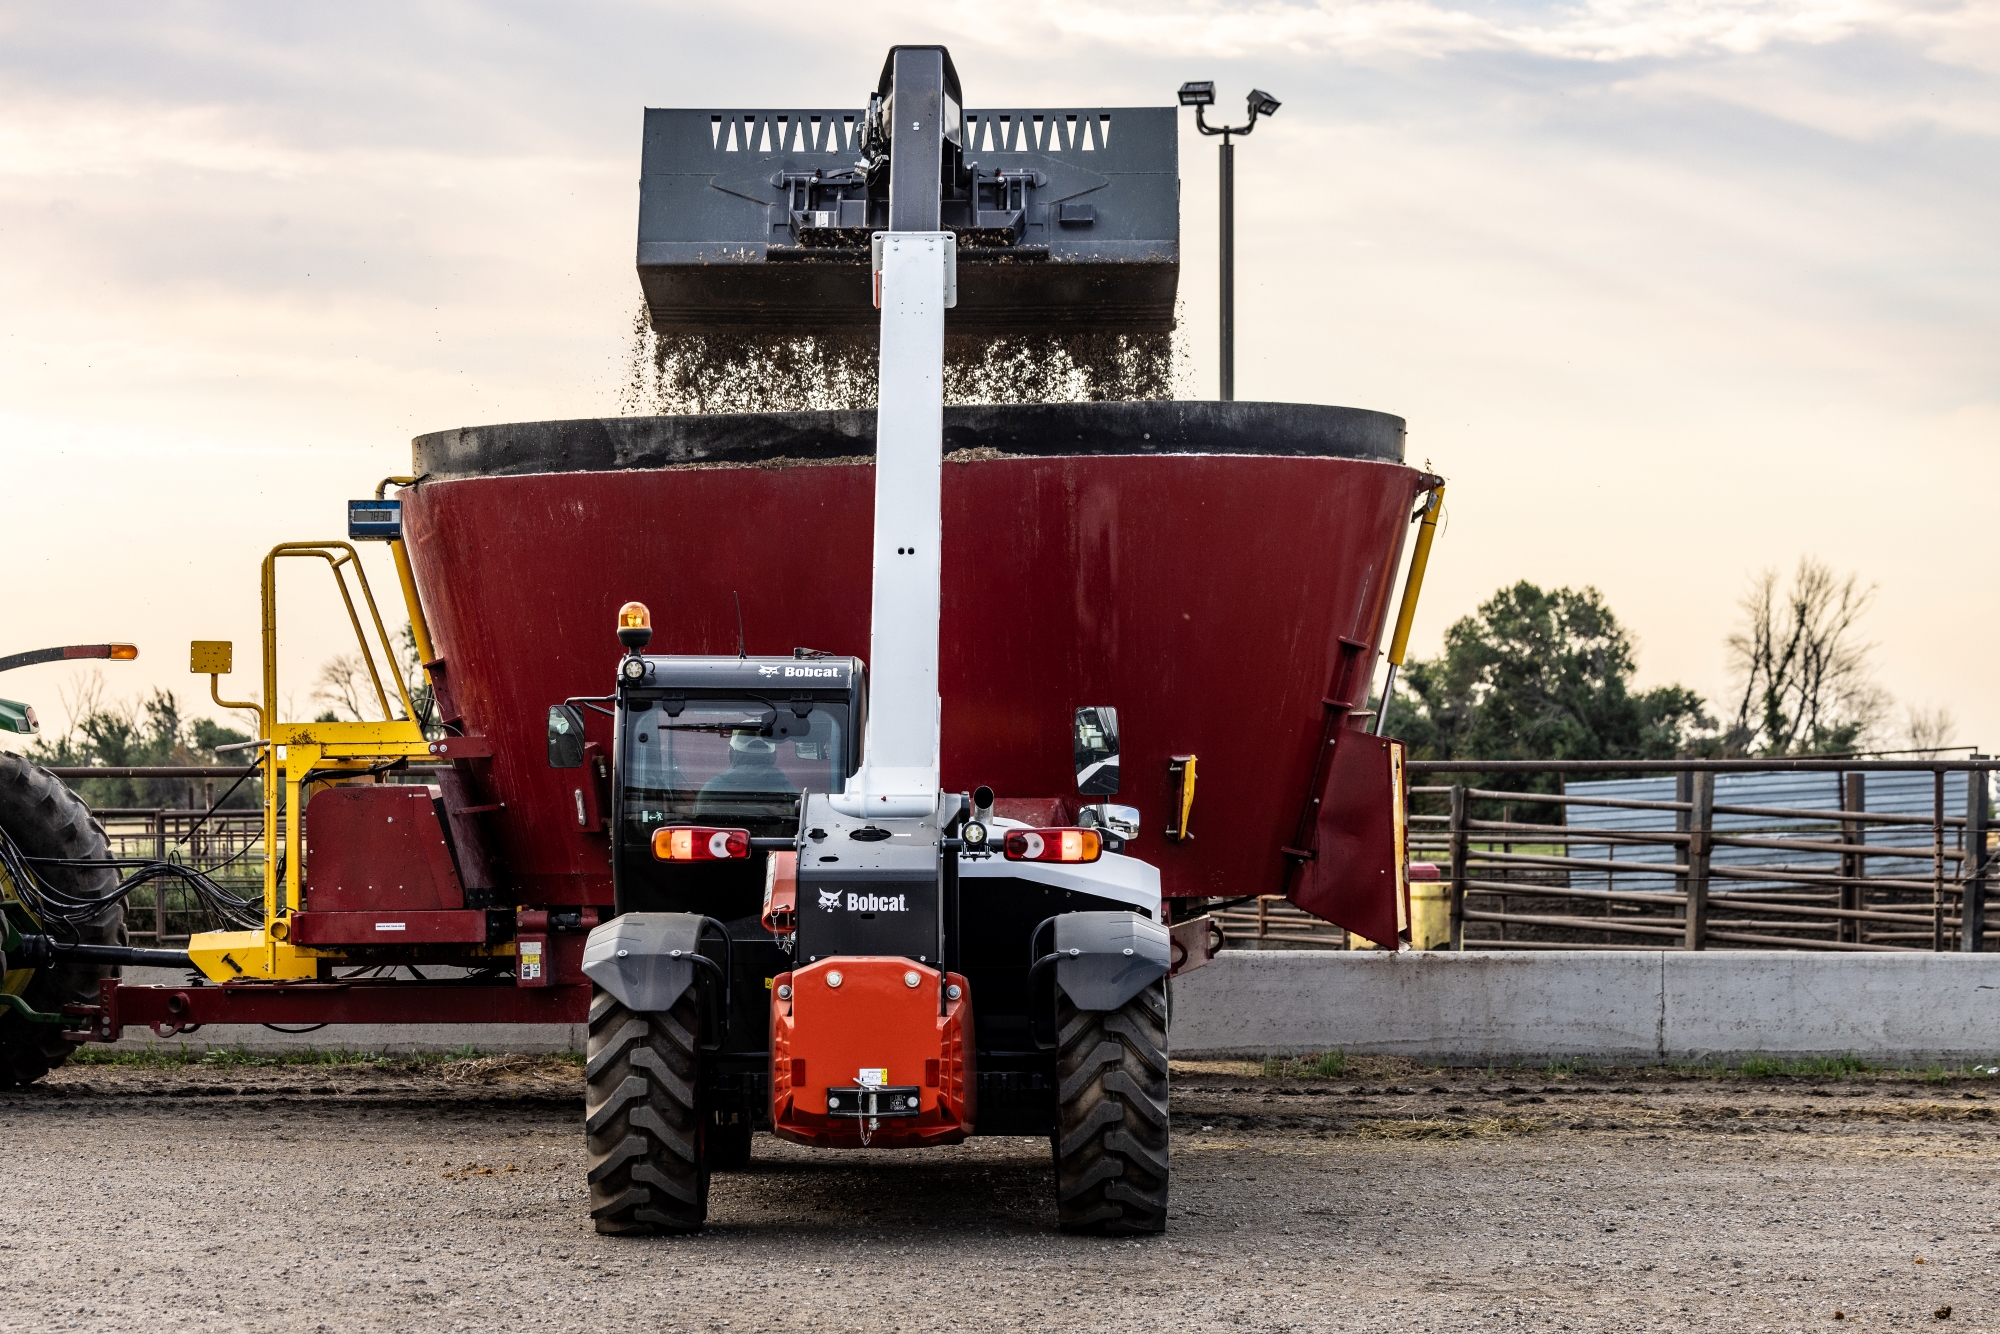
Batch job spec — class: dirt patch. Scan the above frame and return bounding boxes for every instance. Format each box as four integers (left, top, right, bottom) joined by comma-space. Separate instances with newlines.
7, 1056, 1992, 1328
432, 1053, 571, 1085
7, 1058, 1997, 1332
1353, 1115, 1544, 1140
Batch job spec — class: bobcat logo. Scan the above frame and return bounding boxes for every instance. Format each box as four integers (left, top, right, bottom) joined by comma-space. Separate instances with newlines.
817, 889, 843, 911
759, 665, 781, 678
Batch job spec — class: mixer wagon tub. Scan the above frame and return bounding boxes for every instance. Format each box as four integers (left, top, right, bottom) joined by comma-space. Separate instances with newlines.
36, 396, 1437, 1142
401, 398, 1434, 941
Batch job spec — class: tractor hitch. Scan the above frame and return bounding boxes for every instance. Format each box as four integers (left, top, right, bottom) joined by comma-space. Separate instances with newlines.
824, 1085, 924, 1119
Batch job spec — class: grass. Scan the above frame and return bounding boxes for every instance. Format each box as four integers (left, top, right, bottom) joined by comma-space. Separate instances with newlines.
1260, 1050, 1348, 1079
1735, 1053, 1877, 1079
68, 1043, 585, 1070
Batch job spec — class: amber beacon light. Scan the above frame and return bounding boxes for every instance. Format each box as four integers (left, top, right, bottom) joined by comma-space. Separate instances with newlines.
617, 601, 653, 651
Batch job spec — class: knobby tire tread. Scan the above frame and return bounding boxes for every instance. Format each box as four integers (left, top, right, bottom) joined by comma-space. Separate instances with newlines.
1052, 980, 1169, 1234
585, 987, 707, 1234
0, 754, 123, 1088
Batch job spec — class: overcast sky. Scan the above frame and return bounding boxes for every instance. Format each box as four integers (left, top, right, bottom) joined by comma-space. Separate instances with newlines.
2, 0, 1994, 751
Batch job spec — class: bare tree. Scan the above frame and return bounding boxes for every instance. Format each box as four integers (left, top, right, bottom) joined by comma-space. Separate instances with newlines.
1903, 704, 1957, 757
56, 668, 113, 737
312, 652, 377, 722
1725, 557, 1888, 755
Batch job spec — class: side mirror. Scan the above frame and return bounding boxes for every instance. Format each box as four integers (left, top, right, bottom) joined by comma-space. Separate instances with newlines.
1078, 803, 1140, 839
548, 704, 586, 769
1074, 705, 1120, 796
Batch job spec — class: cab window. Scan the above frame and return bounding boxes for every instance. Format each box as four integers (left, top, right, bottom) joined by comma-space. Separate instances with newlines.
623, 699, 848, 828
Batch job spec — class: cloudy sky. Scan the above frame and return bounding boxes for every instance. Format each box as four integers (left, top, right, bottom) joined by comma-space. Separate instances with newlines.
2, 0, 1994, 750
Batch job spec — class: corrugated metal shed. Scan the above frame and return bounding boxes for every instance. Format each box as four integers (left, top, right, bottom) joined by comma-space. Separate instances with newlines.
1564, 771, 1978, 893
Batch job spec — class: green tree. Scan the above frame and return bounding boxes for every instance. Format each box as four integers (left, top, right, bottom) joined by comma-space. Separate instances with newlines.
1389, 582, 1713, 795
27, 674, 256, 810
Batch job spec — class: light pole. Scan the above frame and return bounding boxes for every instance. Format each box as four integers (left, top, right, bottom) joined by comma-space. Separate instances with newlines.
1177, 82, 1280, 402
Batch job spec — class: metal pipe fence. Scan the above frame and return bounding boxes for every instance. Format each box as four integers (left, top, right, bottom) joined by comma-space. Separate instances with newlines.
55, 762, 1998, 955
48, 765, 448, 945
1409, 758, 1996, 953
90, 808, 269, 945
1211, 895, 1348, 948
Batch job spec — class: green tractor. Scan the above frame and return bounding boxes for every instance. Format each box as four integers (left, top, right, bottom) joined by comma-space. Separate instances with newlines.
0, 643, 136, 1085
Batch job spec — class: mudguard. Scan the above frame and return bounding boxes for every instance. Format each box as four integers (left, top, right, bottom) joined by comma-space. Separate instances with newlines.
580, 912, 708, 1012
1053, 911, 1171, 1013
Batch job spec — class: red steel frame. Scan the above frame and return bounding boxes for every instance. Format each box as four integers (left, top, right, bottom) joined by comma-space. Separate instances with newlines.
64, 978, 592, 1043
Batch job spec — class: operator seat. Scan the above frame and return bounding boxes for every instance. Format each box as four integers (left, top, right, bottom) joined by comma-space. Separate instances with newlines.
694, 731, 796, 812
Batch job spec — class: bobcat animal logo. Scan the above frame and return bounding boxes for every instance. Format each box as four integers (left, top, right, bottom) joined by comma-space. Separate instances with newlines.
817, 889, 843, 911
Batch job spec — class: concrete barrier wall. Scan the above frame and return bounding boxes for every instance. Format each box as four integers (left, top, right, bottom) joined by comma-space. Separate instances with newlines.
1170, 950, 2000, 1065
103, 952, 2000, 1064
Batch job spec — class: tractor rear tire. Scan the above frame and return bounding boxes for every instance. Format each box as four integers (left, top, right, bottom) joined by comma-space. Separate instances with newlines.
0, 754, 124, 1089
1052, 979, 1170, 1234
584, 987, 708, 1234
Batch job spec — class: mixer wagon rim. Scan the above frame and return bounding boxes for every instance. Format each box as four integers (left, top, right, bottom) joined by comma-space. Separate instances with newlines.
410, 400, 1408, 482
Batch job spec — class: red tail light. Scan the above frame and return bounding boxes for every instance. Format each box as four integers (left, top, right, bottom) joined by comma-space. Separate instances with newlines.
1003, 828, 1102, 863
651, 826, 751, 861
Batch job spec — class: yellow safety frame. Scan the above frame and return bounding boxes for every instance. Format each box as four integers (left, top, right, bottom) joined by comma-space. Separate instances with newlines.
1374, 483, 1445, 737
188, 539, 437, 983
376, 475, 437, 666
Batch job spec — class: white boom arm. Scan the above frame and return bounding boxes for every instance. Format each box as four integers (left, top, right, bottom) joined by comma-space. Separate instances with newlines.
830, 232, 956, 818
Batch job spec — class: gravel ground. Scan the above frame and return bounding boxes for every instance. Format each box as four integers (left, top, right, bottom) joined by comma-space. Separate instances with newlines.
4, 1056, 1997, 1332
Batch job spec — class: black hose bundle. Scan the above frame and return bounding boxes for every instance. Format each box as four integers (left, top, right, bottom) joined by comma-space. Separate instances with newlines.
0, 819, 262, 944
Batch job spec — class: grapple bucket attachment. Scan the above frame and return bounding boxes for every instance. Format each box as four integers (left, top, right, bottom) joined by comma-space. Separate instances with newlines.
637, 103, 1179, 336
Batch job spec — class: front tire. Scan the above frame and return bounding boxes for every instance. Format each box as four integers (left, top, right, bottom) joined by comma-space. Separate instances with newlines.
585, 988, 708, 1234
1052, 980, 1170, 1234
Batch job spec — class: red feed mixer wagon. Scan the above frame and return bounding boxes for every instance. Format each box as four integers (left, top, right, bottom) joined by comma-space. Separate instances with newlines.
1, 45, 1445, 1234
